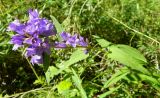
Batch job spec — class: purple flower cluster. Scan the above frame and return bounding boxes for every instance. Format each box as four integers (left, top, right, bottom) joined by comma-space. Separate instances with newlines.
8, 9, 88, 65
8, 9, 56, 64
55, 32, 88, 48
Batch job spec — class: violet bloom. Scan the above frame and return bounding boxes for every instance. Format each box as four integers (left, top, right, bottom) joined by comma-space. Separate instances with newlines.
25, 45, 43, 64
8, 9, 56, 64
60, 31, 71, 41
10, 35, 25, 50
60, 32, 79, 47
27, 19, 56, 36
27, 9, 56, 36
54, 41, 67, 49
66, 34, 79, 47
28, 9, 39, 20
78, 36, 88, 47
55, 32, 88, 48
23, 36, 42, 47
25, 39, 51, 64
7, 19, 26, 35
31, 55, 43, 65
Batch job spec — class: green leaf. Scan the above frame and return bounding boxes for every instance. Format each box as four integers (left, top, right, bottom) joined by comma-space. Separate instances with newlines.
56, 49, 89, 75
93, 35, 112, 47
43, 53, 50, 72
72, 68, 87, 98
136, 73, 160, 84
124, 73, 160, 91
99, 85, 121, 98
45, 66, 58, 84
45, 49, 88, 84
57, 80, 72, 94
108, 44, 149, 74
95, 37, 149, 74
50, 15, 64, 40
103, 67, 130, 89
33, 76, 46, 85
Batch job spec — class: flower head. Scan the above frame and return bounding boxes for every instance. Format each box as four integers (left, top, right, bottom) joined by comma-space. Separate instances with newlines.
8, 9, 88, 65
8, 9, 56, 64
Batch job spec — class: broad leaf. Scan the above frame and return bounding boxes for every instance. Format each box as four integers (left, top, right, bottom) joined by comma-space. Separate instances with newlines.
108, 45, 149, 74
95, 37, 148, 74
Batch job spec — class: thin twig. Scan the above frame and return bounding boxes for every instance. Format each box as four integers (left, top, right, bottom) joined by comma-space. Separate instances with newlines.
4, 87, 52, 98
26, 57, 40, 81
108, 15, 160, 44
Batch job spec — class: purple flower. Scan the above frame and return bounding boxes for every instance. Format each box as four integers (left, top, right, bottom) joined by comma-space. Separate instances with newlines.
8, 9, 56, 64
25, 46, 37, 57
23, 37, 42, 47
11, 35, 25, 50
25, 42, 50, 56
11, 35, 24, 45
26, 18, 56, 36
66, 34, 79, 47
30, 55, 43, 65
78, 36, 88, 47
8, 9, 89, 65
24, 37, 51, 65
57, 32, 88, 48
28, 9, 39, 20
41, 39, 51, 54
24, 23, 37, 35
54, 42, 67, 49
27, 9, 56, 37
60, 32, 71, 41
7, 19, 26, 35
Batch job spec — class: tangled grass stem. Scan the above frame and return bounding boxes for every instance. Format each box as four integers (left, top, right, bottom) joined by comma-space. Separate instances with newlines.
108, 15, 160, 45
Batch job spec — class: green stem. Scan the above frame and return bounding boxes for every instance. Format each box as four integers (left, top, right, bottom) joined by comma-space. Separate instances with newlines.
108, 15, 160, 44
6, 87, 52, 98
54, 45, 88, 49
26, 57, 40, 80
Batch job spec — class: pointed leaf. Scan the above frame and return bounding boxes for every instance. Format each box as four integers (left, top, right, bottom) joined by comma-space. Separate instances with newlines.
72, 68, 87, 98
50, 15, 64, 40
103, 67, 130, 88
43, 53, 50, 72
93, 35, 111, 47
108, 45, 149, 74
99, 85, 121, 98
56, 49, 89, 75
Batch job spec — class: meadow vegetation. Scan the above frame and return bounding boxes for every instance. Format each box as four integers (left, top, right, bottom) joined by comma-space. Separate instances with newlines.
0, 0, 160, 97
